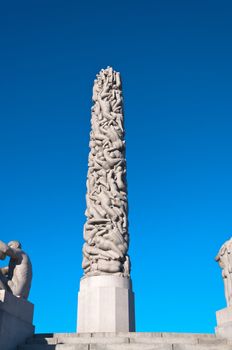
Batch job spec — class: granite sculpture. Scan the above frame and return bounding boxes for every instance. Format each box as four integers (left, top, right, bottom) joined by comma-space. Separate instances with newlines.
0, 240, 32, 299
215, 237, 232, 307
215, 237, 232, 339
82, 66, 130, 278
77, 67, 135, 332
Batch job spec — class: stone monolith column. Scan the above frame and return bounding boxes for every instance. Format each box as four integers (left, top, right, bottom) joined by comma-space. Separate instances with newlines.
77, 67, 135, 332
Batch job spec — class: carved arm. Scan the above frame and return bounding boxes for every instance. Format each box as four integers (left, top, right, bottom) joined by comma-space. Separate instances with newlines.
0, 241, 17, 259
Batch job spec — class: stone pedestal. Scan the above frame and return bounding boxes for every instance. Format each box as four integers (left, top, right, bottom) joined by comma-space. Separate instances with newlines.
215, 306, 232, 340
77, 275, 135, 333
0, 290, 34, 350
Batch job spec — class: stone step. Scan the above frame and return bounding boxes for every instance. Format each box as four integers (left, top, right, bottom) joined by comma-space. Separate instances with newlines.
25, 336, 228, 346
18, 344, 232, 350
32, 333, 217, 338
25, 333, 227, 345
19, 333, 232, 350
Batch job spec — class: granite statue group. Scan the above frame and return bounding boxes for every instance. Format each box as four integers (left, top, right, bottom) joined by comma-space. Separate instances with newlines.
0, 67, 232, 340
0, 240, 32, 299
0, 235, 230, 307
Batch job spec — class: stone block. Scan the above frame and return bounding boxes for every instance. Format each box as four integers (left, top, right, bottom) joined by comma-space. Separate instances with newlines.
173, 344, 231, 350
216, 306, 232, 326
19, 346, 55, 350
198, 337, 227, 345
21, 345, 88, 350
77, 276, 135, 333
26, 337, 58, 344
56, 345, 89, 350
57, 336, 129, 344
90, 344, 172, 350
128, 332, 162, 338
162, 333, 200, 339
130, 336, 197, 345
20, 332, 231, 350
21, 344, 88, 350
33, 333, 54, 338
54, 333, 92, 338
216, 306, 232, 340
0, 290, 33, 323
216, 322, 232, 340
196, 334, 218, 339
0, 290, 34, 350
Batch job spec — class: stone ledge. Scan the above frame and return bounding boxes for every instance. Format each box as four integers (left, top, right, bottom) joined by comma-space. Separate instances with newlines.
33, 332, 217, 339
20, 333, 232, 350
89, 345, 172, 350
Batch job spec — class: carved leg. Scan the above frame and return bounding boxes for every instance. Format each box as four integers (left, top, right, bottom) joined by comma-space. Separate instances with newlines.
0, 271, 8, 291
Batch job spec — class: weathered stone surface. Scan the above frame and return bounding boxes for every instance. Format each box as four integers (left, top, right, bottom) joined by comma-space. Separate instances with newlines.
19, 332, 231, 350
217, 307, 232, 326
215, 238, 232, 307
20, 346, 88, 350
162, 333, 215, 339
57, 336, 129, 344
130, 337, 198, 345
77, 67, 135, 333
173, 344, 232, 350
54, 333, 92, 338
19, 346, 55, 350
215, 239, 232, 341
77, 275, 135, 332
82, 67, 130, 278
0, 311, 34, 350
216, 307, 232, 340
26, 337, 57, 345
90, 344, 172, 350
91, 332, 162, 338
198, 338, 227, 345
0, 290, 34, 350
216, 322, 232, 340
0, 290, 34, 323
56, 346, 89, 350
0, 240, 32, 299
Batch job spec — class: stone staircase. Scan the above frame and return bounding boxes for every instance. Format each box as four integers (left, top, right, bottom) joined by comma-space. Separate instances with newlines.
18, 332, 232, 350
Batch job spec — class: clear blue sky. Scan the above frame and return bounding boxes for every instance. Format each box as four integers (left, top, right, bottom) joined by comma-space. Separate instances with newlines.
0, 0, 232, 334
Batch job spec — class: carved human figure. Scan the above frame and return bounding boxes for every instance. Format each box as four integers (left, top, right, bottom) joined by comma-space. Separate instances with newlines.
0, 240, 32, 299
82, 67, 130, 277
215, 237, 232, 307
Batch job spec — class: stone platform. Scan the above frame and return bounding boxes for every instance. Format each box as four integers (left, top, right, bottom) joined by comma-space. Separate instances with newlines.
19, 332, 232, 350
0, 290, 34, 350
77, 276, 135, 333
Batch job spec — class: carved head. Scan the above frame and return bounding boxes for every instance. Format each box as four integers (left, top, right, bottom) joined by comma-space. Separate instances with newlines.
8, 240, 22, 249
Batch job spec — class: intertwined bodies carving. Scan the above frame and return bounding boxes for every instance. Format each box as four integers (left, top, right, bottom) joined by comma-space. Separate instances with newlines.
82, 67, 130, 277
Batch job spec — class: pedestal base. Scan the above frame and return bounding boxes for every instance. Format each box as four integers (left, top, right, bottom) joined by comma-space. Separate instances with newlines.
0, 290, 34, 350
215, 306, 232, 339
77, 275, 135, 333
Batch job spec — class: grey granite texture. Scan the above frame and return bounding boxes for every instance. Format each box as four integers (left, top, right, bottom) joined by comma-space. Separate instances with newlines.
215, 238, 232, 307
19, 332, 232, 350
77, 275, 135, 332
0, 290, 34, 350
82, 67, 130, 278
0, 240, 32, 299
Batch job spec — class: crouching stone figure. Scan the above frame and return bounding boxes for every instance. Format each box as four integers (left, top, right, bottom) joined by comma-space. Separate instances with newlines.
0, 240, 32, 299
215, 237, 232, 307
